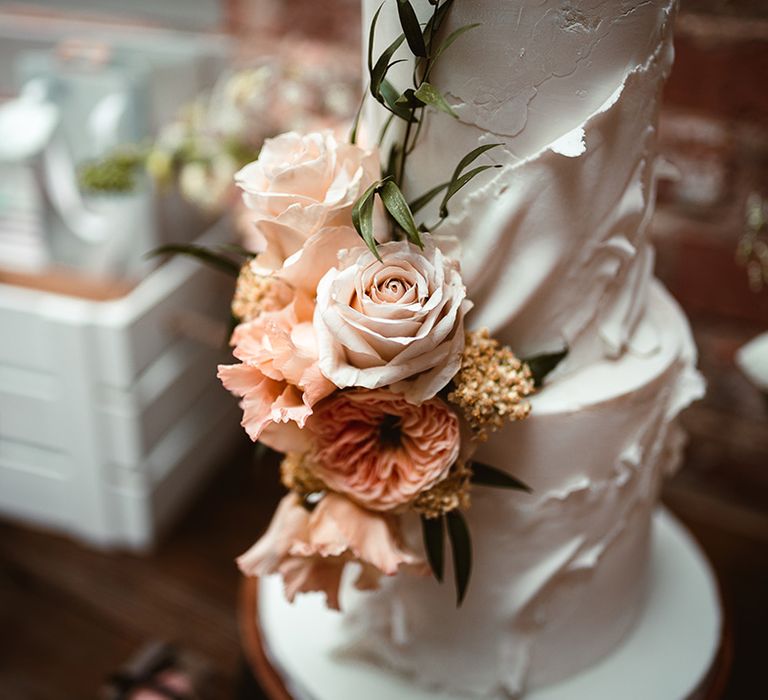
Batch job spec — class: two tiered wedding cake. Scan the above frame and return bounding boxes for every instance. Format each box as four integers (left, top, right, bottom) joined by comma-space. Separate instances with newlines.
331, 0, 704, 695
225, 0, 705, 696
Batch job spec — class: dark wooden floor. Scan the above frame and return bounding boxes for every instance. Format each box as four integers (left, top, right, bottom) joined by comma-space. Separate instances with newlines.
1, 314, 766, 700
0, 439, 283, 700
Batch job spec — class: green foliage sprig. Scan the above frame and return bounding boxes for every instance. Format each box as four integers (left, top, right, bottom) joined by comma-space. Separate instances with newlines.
420, 460, 531, 606
147, 243, 250, 277
523, 350, 568, 387
353, 177, 424, 259
351, 0, 503, 251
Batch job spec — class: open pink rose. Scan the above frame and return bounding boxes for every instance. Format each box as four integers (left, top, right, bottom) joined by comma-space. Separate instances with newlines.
238, 492, 424, 610
235, 130, 380, 264
308, 390, 460, 511
218, 299, 334, 445
314, 237, 471, 403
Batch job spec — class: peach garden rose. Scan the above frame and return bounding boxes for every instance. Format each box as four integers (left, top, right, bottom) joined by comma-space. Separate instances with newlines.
307, 390, 461, 511
235, 130, 380, 267
313, 237, 471, 403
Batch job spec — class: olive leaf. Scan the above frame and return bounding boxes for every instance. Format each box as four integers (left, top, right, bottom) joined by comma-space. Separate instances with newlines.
524, 349, 568, 387
446, 510, 472, 606
349, 86, 368, 145
438, 143, 504, 217
421, 514, 445, 583
394, 87, 422, 109
352, 180, 382, 260
413, 82, 458, 118
381, 79, 419, 122
380, 180, 423, 247
423, 0, 455, 51
432, 23, 481, 63
371, 33, 406, 101
408, 181, 449, 214
215, 243, 255, 259
452, 142, 504, 181
470, 461, 532, 493
439, 164, 500, 217
396, 0, 427, 57
368, 2, 384, 74
147, 244, 241, 277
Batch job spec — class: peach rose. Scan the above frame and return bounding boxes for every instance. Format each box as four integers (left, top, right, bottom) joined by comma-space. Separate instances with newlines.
238, 492, 424, 610
235, 130, 380, 265
314, 237, 471, 403
307, 390, 460, 511
218, 299, 334, 444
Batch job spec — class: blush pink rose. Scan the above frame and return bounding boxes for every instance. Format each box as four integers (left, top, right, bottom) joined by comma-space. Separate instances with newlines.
313, 237, 471, 403
307, 390, 460, 511
218, 299, 334, 444
235, 130, 380, 265
237, 492, 424, 610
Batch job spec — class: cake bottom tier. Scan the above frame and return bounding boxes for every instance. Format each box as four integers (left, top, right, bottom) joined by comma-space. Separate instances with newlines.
334, 281, 705, 698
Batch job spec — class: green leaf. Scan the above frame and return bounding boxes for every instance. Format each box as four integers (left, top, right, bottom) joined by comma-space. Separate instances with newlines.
371, 33, 406, 101
349, 87, 368, 145
384, 143, 400, 181
523, 349, 568, 387
423, 0, 455, 50
380, 79, 418, 122
215, 243, 255, 259
253, 440, 276, 464
452, 143, 504, 181
439, 164, 500, 217
408, 181, 449, 214
368, 2, 385, 74
446, 510, 472, 606
352, 181, 382, 260
380, 180, 422, 247
470, 461, 532, 493
147, 244, 241, 277
413, 82, 458, 118
397, 0, 427, 57
394, 87, 422, 109
432, 23, 481, 63
421, 515, 445, 583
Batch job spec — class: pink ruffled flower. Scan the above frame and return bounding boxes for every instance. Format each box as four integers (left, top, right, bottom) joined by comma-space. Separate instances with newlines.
308, 390, 460, 511
238, 492, 424, 610
218, 300, 335, 445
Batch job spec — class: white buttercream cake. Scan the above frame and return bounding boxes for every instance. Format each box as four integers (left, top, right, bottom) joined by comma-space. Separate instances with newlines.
322, 0, 705, 696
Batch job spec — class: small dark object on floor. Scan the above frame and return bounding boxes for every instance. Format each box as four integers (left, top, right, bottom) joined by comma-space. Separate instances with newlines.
102, 640, 213, 700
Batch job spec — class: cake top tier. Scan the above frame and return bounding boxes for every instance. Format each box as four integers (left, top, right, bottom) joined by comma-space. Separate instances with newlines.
361, 0, 677, 374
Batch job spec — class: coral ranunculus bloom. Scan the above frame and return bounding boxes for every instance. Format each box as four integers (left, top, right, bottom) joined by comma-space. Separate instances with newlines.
308, 390, 460, 511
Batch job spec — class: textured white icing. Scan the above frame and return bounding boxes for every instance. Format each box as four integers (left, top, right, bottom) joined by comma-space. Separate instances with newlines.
319, 1, 704, 697
337, 283, 704, 696
361, 0, 677, 374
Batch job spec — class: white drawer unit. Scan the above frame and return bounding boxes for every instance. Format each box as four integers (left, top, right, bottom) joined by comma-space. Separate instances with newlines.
0, 220, 242, 550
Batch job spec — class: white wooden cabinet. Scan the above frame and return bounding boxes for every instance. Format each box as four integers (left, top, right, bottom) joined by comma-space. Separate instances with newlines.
0, 220, 243, 550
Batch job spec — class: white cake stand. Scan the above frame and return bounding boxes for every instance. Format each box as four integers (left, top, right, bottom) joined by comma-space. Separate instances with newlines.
240, 508, 728, 700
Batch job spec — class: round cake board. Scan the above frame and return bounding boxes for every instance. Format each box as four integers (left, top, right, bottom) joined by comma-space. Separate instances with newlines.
241, 508, 729, 700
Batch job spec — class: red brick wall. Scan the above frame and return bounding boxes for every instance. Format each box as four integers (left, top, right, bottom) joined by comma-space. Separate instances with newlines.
655, 5, 768, 323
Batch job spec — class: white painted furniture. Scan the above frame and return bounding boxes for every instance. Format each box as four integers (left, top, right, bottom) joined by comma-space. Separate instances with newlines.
0, 219, 243, 550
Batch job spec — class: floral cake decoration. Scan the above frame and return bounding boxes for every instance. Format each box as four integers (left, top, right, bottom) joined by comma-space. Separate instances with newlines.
157, 0, 566, 607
